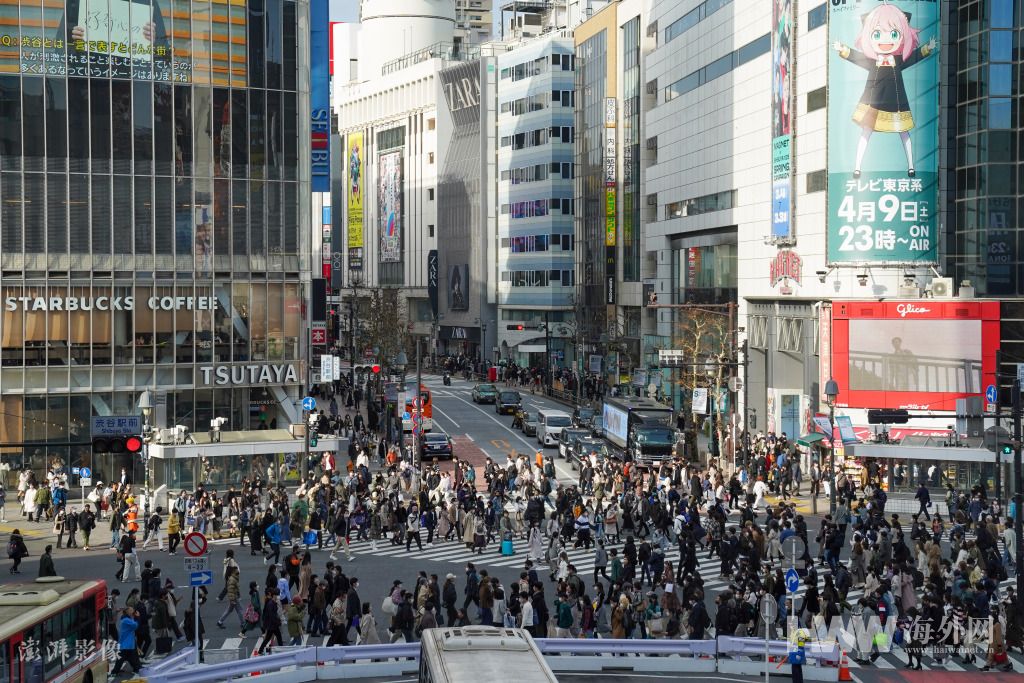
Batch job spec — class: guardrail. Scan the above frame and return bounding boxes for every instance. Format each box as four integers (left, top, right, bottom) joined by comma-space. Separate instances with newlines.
717, 636, 840, 682
139, 636, 840, 683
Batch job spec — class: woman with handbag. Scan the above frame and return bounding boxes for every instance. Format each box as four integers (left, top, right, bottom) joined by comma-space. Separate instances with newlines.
983, 605, 1014, 671
240, 581, 262, 638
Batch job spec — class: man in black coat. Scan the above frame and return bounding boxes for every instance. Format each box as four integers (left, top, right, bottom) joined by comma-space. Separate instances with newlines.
345, 577, 361, 641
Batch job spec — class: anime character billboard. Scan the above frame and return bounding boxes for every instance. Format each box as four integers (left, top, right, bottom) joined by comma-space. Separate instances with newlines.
827, 0, 939, 264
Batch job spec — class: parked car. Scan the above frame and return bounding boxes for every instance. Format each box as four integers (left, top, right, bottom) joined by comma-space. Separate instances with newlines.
496, 390, 522, 415
521, 411, 539, 437
569, 437, 613, 469
420, 431, 454, 459
572, 406, 596, 428
557, 428, 592, 461
471, 383, 498, 404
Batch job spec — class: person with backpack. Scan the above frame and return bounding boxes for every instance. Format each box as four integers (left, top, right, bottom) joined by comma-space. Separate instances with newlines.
141, 507, 164, 551
78, 503, 96, 551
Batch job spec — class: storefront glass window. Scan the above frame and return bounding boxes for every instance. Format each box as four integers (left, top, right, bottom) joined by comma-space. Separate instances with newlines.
284, 283, 299, 360
2, 285, 24, 367
232, 282, 250, 361
154, 285, 175, 363
268, 283, 283, 360
251, 283, 267, 361
214, 285, 232, 362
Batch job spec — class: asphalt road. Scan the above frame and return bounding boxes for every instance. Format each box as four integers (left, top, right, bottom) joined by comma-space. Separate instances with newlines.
2, 375, 1021, 677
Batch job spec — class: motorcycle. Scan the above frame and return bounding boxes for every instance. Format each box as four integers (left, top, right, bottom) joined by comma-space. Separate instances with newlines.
443, 372, 451, 386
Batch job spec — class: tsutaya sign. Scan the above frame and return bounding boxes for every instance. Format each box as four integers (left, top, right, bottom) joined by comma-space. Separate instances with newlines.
199, 364, 300, 386
4, 295, 218, 312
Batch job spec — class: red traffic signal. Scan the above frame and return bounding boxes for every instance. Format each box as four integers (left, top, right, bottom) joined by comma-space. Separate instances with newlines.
125, 435, 145, 454
371, 364, 381, 374
93, 435, 145, 454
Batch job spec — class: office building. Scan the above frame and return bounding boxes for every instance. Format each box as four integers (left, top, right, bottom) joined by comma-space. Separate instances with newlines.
0, 0, 313, 488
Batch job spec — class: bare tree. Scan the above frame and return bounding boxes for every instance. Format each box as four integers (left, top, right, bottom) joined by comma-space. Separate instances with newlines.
354, 289, 411, 367
672, 308, 732, 462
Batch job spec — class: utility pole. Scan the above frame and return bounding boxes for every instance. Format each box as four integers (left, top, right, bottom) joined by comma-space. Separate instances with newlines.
415, 336, 422, 470
995, 350, 1003, 505
742, 339, 750, 466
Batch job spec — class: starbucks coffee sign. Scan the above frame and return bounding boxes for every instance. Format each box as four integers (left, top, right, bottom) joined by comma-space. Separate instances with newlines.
4, 295, 218, 312
199, 364, 300, 386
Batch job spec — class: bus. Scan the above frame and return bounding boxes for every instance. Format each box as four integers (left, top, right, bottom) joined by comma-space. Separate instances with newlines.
403, 385, 434, 433
0, 578, 108, 683
418, 626, 556, 683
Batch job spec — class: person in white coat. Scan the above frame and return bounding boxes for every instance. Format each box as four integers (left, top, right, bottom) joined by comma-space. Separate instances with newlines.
752, 477, 769, 510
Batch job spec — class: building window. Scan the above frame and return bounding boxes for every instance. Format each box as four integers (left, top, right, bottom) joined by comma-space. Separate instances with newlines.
428, 188, 435, 200
664, 0, 733, 45
665, 190, 736, 218
806, 169, 826, 193
664, 34, 769, 102
807, 87, 826, 112
428, 224, 435, 237
428, 152, 435, 164
808, 4, 827, 31
427, 118, 436, 130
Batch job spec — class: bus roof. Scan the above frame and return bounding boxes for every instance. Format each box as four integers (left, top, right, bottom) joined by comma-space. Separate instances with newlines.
0, 579, 105, 640
420, 627, 556, 683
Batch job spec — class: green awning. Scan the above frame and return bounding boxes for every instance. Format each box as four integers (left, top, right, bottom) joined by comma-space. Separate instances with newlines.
796, 433, 826, 448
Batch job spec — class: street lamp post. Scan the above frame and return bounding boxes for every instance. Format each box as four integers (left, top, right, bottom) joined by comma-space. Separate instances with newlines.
137, 389, 153, 497
824, 378, 840, 515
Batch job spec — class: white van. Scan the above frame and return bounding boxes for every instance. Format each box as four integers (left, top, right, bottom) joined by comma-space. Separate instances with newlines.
536, 409, 572, 447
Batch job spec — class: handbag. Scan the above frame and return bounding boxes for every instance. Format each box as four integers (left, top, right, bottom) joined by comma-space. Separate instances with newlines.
243, 604, 261, 624
381, 597, 398, 616
647, 616, 666, 634
993, 650, 1009, 665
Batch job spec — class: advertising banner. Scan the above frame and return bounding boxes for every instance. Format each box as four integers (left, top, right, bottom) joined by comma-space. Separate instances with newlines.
378, 151, 403, 263
448, 265, 468, 311
827, 0, 939, 264
347, 132, 365, 250
310, 0, 330, 192
771, 0, 793, 239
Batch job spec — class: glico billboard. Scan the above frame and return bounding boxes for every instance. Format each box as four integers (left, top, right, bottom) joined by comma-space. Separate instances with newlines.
830, 300, 1000, 411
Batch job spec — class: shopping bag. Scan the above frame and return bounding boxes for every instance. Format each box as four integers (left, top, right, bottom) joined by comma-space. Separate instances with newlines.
303, 530, 318, 546
155, 635, 173, 655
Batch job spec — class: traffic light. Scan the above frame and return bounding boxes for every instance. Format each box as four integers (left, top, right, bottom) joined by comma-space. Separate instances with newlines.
867, 409, 910, 425
1002, 443, 1013, 456
93, 435, 145, 455
308, 429, 319, 448
371, 364, 381, 374
507, 324, 525, 331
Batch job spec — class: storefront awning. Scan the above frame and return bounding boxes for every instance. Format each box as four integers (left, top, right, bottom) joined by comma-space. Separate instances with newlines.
796, 433, 827, 448
848, 443, 997, 463
518, 344, 546, 353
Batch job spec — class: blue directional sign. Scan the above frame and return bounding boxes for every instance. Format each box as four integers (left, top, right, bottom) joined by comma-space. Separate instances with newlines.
986, 384, 998, 404
402, 412, 411, 420
189, 571, 213, 587
301, 396, 316, 412
79, 467, 92, 479
785, 568, 800, 593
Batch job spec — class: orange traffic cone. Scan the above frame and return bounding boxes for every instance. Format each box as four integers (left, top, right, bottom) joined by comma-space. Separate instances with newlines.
838, 650, 852, 681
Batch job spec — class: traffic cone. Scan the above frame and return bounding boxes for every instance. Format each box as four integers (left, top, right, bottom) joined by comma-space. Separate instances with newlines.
838, 650, 852, 681
250, 647, 262, 677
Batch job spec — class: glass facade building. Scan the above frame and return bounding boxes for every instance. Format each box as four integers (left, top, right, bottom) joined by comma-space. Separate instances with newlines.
0, 0, 310, 486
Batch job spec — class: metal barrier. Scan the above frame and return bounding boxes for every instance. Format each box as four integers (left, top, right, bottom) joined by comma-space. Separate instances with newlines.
139, 636, 841, 683
536, 638, 717, 673
717, 636, 840, 682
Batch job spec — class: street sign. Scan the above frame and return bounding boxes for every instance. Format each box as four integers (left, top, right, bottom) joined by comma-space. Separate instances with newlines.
90, 415, 143, 437
785, 568, 800, 593
189, 571, 213, 587
402, 412, 411, 420
301, 396, 316, 412
80, 477, 92, 487
311, 325, 327, 346
183, 532, 208, 557
780, 536, 806, 569
322, 355, 334, 383
760, 595, 778, 623
80, 467, 92, 478
72, 467, 81, 475
658, 349, 686, 367
184, 556, 211, 574
986, 384, 998, 404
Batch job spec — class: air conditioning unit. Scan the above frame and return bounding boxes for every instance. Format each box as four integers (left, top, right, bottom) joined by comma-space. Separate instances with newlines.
958, 280, 976, 298
645, 79, 658, 95
898, 285, 921, 298
928, 277, 954, 297
158, 428, 176, 445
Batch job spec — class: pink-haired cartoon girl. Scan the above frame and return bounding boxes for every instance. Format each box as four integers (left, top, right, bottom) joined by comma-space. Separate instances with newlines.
832, 2, 936, 178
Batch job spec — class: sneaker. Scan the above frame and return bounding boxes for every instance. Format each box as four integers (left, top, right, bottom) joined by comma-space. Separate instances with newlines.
329, 554, 337, 561
263, 557, 268, 565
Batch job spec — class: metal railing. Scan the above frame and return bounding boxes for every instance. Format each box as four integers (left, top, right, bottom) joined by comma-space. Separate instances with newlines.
139, 637, 840, 683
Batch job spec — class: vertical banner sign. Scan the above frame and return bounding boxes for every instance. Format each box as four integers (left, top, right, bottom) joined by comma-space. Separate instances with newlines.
604, 98, 617, 305
771, 0, 793, 239
309, 0, 330, 192
379, 151, 403, 263
818, 302, 832, 407
347, 132, 365, 272
321, 355, 334, 384
827, 0, 939, 264
427, 250, 439, 318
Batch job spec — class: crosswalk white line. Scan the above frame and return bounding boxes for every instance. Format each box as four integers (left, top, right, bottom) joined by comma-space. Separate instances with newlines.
219, 637, 243, 650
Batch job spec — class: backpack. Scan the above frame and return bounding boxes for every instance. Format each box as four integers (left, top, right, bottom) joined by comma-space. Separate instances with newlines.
622, 606, 635, 632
